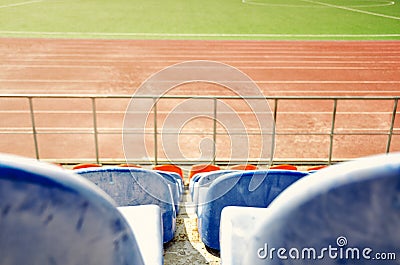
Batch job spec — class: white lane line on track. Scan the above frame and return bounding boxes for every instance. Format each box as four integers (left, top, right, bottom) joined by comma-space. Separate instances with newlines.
8, 56, 400, 60
3, 56, 400, 61
3, 47, 400, 53
0, 90, 398, 95
265, 91, 400, 94
0, 60, 400, 65
0, 0, 43, 9
1, 65, 399, 70
299, 0, 400, 20
260, 80, 400, 83
2, 54, 400, 59
0, 80, 399, 84
0, 31, 399, 38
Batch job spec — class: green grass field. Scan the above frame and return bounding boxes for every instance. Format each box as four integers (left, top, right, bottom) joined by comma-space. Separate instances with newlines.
0, 0, 399, 40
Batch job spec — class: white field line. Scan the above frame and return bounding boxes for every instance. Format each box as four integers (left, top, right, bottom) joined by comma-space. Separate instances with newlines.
243, 0, 395, 8
0, 0, 43, 9
0, 30, 399, 38
299, 0, 400, 20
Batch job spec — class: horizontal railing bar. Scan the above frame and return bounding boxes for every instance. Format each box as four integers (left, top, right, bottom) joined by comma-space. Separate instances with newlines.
149, 131, 399, 136
1, 110, 396, 115
39, 158, 347, 166
0, 128, 394, 136
0, 132, 33, 135
0, 94, 399, 100
0, 110, 126, 114
1, 130, 395, 136
0, 94, 133, 99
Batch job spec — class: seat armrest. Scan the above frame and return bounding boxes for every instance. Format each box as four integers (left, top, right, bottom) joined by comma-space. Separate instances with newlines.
118, 205, 163, 265
220, 206, 269, 265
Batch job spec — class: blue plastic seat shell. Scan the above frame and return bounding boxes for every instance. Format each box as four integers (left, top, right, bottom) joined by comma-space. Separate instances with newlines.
199, 170, 308, 250
243, 153, 400, 264
0, 153, 145, 265
75, 167, 176, 243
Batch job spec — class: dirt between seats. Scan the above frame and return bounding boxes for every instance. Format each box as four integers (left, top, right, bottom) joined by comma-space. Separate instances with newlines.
164, 188, 221, 265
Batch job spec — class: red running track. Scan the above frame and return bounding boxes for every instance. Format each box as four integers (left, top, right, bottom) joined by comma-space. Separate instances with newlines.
0, 38, 399, 163
0, 38, 399, 96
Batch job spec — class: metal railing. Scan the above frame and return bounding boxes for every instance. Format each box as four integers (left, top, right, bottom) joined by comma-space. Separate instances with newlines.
0, 94, 398, 166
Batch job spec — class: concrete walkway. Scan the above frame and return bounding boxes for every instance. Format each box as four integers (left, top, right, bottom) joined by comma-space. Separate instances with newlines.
164, 187, 220, 265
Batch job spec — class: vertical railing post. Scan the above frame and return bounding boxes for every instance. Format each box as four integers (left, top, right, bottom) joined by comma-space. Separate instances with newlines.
269, 98, 278, 167
213, 98, 217, 164
28, 97, 40, 160
91, 98, 100, 164
386, 98, 398, 153
153, 97, 158, 165
328, 99, 338, 165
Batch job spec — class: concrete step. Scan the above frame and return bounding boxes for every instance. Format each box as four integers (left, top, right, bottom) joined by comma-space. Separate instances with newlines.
164, 187, 220, 265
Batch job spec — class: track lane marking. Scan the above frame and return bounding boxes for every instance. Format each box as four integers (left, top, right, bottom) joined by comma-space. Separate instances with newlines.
0, 80, 399, 83
1, 62, 400, 69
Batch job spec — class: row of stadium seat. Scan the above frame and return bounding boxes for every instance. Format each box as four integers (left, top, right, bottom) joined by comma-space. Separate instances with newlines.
70, 162, 325, 181
188, 164, 325, 218
71, 163, 183, 178
189, 169, 309, 250
2, 152, 398, 264
219, 153, 400, 264
185, 153, 400, 264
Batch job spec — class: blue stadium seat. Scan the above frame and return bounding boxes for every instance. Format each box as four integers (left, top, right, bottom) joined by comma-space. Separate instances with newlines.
195, 170, 237, 215
154, 170, 181, 214
198, 170, 308, 250
0, 153, 145, 265
189, 172, 205, 199
237, 153, 400, 264
174, 172, 184, 194
164, 171, 184, 195
76, 167, 176, 243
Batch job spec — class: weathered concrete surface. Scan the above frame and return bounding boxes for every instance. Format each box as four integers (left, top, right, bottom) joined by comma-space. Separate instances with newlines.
164, 188, 220, 265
